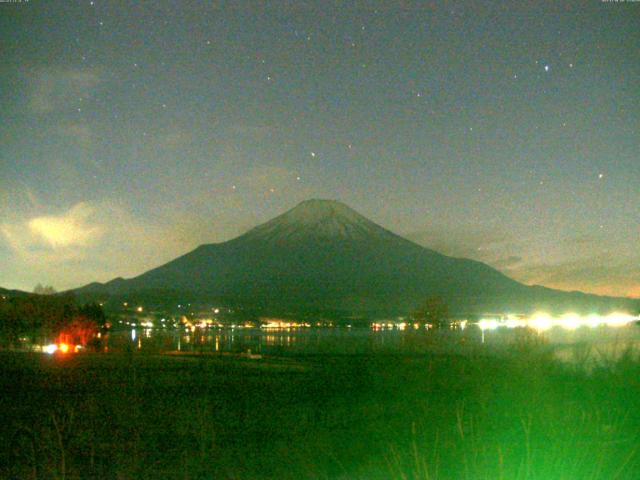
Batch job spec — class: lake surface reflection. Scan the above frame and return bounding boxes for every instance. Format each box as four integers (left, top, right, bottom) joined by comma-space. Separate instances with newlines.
106, 320, 640, 364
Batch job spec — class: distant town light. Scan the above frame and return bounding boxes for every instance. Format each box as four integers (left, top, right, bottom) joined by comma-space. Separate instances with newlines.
478, 319, 499, 331
559, 313, 581, 330
477, 312, 638, 332
529, 312, 553, 331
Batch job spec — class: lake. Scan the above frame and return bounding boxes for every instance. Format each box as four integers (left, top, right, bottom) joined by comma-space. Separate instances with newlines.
104, 316, 640, 366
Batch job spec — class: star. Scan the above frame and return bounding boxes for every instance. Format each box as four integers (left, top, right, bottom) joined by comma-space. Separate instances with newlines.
544, 65, 550, 72
598, 173, 604, 179
310, 152, 316, 157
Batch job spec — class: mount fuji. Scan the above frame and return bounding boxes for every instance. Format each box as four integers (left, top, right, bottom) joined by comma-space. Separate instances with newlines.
74, 199, 638, 316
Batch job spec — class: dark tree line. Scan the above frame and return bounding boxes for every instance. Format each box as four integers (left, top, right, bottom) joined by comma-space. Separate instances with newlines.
411, 296, 450, 326
0, 293, 106, 347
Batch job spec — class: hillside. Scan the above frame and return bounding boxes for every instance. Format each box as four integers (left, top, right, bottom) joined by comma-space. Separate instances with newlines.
74, 200, 639, 316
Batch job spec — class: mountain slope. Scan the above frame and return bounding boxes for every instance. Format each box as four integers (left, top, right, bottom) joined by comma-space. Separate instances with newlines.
0, 287, 31, 298
74, 200, 639, 315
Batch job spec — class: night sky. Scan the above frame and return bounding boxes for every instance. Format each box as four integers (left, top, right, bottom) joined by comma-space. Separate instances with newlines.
1, 0, 638, 297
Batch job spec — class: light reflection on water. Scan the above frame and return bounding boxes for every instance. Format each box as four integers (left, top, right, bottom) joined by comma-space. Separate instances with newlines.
104, 321, 640, 364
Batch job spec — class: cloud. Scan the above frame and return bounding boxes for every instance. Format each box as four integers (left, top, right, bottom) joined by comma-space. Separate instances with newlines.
404, 226, 639, 298
28, 67, 103, 114
0, 182, 42, 219
1, 202, 103, 264
491, 255, 523, 269
0, 200, 187, 289
27, 203, 102, 248
405, 226, 513, 259
509, 256, 640, 298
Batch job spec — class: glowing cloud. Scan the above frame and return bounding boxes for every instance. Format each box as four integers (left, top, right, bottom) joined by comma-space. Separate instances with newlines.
27, 203, 102, 248
1, 202, 103, 260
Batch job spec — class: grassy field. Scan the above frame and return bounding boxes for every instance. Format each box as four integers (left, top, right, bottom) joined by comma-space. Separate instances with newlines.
2, 341, 640, 479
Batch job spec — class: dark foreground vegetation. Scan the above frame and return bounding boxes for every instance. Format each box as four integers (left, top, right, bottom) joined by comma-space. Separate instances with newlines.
2, 344, 640, 480
0, 293, 105, 348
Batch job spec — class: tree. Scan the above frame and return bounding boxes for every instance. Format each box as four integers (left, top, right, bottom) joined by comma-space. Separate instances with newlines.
33, 284, 57, 295
78, 303, 107, 329
0, 292, 106, 347
412, 296, 450, 327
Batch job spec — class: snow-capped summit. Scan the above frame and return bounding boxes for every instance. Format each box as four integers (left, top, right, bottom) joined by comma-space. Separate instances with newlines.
242, 199, 397, 243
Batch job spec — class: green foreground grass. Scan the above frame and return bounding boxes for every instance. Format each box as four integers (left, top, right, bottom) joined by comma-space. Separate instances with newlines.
2, 342, 640, 479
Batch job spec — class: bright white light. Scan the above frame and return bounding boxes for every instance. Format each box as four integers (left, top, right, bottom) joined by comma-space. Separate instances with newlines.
44, 344, 58, 354
505, 318, 525, 329
604, 312, 636, 327
476, 312, 639, 333
559, 313, 581, 330
478, 319, 499, 330
585, 314, 601, 328
529, 313, 552, 331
